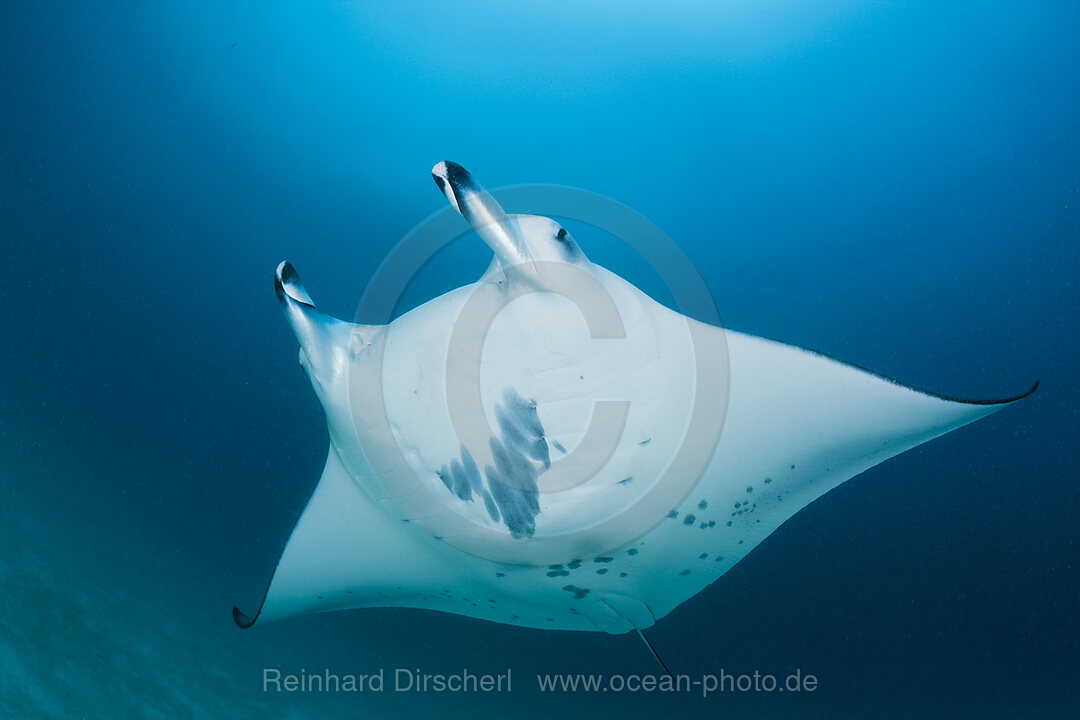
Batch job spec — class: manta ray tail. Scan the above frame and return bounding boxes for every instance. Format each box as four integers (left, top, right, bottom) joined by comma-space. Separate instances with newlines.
636, 629, 675, 681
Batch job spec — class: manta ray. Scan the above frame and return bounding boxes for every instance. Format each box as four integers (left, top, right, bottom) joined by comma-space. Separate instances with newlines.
234, 162, 1035, 640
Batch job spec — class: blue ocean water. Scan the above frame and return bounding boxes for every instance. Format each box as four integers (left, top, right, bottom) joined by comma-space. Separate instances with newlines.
2, 1, 1077, 717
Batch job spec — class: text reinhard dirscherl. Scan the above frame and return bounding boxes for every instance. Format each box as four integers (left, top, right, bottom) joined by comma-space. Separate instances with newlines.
262, 667, 819, 697
263, 668, 511, 694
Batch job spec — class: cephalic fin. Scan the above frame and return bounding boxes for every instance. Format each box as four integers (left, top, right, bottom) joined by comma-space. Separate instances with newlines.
274, 262, 375, 386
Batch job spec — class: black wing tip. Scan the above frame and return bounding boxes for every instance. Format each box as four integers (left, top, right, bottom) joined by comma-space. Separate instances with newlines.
233, 605, 258, 629
777, 335, 1041, 407
957, 378, 1040, 406
1012, 379, 1040, 402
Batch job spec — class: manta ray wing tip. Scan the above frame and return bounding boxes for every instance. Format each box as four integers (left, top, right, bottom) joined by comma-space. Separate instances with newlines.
961, 378, 1040, 406
232, 605, 258, 629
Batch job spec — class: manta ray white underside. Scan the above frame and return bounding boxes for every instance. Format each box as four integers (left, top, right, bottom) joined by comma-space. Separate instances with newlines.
234, 162, 1035, 634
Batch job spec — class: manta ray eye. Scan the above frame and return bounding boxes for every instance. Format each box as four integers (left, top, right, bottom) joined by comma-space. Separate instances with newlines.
556, 227, 569, 242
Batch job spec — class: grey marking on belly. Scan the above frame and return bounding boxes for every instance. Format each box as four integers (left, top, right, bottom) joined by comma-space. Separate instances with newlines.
437, 388, 545, 539
481, 489, 501, 522
486, 435, 541, 539
438, 447, 483, 502
496, 390, 550, 469
562, 584, 590, 600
